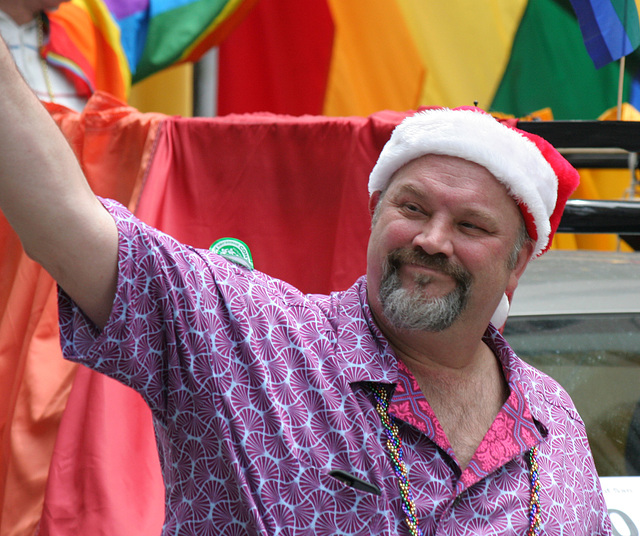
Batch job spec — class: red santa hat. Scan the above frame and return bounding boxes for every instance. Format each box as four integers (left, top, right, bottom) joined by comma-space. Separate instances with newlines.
368, 106, 580, 258
368, 107, 580, 328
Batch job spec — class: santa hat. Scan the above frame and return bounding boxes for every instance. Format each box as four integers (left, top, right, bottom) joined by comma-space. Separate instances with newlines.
368, 107, 580, 328
368, 107, 580, 258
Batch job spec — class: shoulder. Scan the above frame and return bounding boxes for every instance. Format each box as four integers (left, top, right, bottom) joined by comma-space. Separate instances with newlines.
103, 197, 371, 328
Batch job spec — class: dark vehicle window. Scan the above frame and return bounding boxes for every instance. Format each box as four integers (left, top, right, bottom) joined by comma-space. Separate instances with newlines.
504, 313, 640, 478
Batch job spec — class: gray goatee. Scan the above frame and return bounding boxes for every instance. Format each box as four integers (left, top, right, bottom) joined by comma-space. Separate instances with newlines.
379, 248, 472, 331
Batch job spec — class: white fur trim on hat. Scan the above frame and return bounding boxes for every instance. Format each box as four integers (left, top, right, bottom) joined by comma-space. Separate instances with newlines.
368, 108, 558, 257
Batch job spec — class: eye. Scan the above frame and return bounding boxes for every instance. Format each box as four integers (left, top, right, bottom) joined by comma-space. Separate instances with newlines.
400, 202, 422, 214
460, 221, 488, 234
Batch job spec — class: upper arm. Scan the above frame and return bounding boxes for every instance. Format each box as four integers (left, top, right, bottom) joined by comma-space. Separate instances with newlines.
0, 39, 119, 329
42, 197, 120, 330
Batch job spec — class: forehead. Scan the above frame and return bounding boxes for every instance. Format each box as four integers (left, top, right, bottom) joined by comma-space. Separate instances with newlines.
387, 154, 516, 205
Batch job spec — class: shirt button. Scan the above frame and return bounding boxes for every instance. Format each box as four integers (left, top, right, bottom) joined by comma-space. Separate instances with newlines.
452, 495, 462, 508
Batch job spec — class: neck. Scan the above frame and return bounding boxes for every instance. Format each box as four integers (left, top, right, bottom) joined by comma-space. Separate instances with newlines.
377, 315, 509, 470
372, 304, 492, 373
0, 3, 40, 26
391, 327, 505, 398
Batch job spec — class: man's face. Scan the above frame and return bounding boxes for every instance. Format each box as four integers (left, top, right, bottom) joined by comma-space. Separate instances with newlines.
366, 154, 531, 333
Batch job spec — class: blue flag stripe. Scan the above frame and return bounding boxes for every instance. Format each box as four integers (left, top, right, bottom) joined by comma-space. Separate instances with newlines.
570, 0, 640, 68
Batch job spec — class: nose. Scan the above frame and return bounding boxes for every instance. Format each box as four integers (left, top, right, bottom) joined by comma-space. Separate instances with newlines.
411, 217, 454, 258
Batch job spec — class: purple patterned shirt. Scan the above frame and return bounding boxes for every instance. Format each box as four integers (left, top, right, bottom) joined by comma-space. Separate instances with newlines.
59, 200, 611, 535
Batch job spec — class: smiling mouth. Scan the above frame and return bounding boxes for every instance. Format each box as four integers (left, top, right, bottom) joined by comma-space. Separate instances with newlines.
378, 250, 473, 332
402, 265, 454, 292
386, 248, 472, 291
407, 261, 447, 274
403, 262, 443, 281
391, 250, 454, 276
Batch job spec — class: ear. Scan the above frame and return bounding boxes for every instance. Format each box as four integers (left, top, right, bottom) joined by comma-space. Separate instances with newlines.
369, 191, 382, 219
506, 238, 535, 296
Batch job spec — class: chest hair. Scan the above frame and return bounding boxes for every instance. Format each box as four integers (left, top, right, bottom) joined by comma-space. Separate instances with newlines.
413, 361, 508, 470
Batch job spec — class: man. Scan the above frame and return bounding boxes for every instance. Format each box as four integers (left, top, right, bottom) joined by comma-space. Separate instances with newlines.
0, 36, 610, 535
0, 0, 90, 110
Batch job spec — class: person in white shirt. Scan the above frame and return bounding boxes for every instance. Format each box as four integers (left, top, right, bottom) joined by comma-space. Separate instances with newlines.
0, 0, 87, 111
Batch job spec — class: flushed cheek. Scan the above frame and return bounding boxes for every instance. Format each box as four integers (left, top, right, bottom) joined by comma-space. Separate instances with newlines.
368, 229, 409, 270
454, 240, 507, 269
463, 254, 513, 295
381, 226, 427, 256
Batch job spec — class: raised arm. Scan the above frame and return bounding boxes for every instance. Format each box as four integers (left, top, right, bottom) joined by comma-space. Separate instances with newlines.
0, 38, 118, 328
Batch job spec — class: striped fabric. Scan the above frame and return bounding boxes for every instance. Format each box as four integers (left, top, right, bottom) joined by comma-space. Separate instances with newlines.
45, 0, 257, 101
569, 0, 640, 68
106, 0, 258, 83
218, 0, 640, 120
46, 0, 130, 100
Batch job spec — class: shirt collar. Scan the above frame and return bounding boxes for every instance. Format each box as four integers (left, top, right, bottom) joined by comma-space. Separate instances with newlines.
383, 323, 546, 489
483, 323, 552, 432
330, 276, 399, 386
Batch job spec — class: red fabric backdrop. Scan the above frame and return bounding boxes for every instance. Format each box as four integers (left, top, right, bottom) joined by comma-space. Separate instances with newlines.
135, 111, 406, 291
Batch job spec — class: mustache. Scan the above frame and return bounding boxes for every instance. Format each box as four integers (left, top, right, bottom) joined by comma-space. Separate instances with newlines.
384, 248, 471, 284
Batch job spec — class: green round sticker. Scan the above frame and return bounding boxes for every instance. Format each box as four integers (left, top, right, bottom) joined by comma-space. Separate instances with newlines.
209, 238, 254, 270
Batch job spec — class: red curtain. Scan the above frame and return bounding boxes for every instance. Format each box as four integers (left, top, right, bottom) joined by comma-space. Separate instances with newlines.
135, 111, 408, 292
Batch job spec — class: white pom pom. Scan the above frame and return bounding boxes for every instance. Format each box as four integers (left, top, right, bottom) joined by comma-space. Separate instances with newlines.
490, 292, 510, 330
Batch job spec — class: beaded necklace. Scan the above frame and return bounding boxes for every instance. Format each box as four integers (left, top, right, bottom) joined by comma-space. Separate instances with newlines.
369, 383, 542, 536
370, 383, 424, 536
36, 12, 55, 103
527, 445, 542, 535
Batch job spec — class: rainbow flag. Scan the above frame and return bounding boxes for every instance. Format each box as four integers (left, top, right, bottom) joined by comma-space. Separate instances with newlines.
46, 0, 130, 100
105, 0, 258, 83
217, 0, 640, 121
46, 0, 257, 100
569, 0, 640, 68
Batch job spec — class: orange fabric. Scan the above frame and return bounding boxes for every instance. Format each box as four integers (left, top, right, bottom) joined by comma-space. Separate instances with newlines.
40, 369, 165, 535
322, 0, 425, 116
47, 0, 130, 101
0, 93, 164, 536
0, 249, 72, 536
